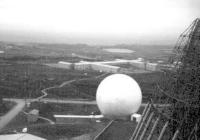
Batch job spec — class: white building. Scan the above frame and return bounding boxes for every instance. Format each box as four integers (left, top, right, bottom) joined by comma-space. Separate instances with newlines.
74, 62, 91, 71
146, 63, 160, 71
54, 114, 103, 123
136, 58, 144, 62
58, 61, 73, 69
56, 58, 165, 73
0, 51, 4, 54
90, 63, 120, 73
27, 109, 39, 123
128, 60, 146, 69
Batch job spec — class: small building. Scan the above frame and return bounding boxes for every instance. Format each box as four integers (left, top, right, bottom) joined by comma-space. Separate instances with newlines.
157, 60, 164, 63
27, 109, 39, 123
74, 63, 91, 71
90, 63, 120, 73
0, 51, 4, 54
146, 63, 160, 71
129, 60, 146, 69
136, 58, 144, 62
58, 61, 73, 69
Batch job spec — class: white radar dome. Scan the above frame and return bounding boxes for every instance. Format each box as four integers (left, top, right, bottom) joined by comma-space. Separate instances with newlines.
96, 74, 142, 120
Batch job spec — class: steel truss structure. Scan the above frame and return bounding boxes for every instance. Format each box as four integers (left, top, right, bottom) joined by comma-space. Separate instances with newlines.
154, 18, 200, 140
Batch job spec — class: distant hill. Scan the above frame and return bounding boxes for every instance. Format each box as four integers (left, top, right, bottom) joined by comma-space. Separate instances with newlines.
0, 41, 173, 62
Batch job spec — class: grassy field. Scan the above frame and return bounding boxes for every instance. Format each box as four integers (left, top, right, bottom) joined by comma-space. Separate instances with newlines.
72, 71, 164, 102
1, 114, 104, 140
0, 41, 172, 139
0, 62, 101, 99
28, 102, 99, 119
0, 41, 172, 62
0, 41, 170, 100
0, 61, 164, 101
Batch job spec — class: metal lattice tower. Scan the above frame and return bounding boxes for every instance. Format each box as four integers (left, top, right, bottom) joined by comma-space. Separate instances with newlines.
153, 18, 200, 139
169, 18, 200, 66
170, 18, 200, 139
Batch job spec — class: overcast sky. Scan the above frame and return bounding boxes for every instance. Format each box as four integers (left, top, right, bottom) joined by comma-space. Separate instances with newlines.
0, 0, 199, 45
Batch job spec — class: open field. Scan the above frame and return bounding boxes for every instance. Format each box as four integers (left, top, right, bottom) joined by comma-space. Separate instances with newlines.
2, 101, 147, 140
0, 102, 108, 140
0, 56, 165, 103
28, 102, 99, 119
0, 63, 100, 99
72, 71, 164, 102
1, 114, 106, 140
0, 101, 14, 114
0, 41, 173, 139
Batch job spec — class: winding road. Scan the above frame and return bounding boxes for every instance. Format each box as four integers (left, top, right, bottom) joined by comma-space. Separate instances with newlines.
0, 73, 107, 131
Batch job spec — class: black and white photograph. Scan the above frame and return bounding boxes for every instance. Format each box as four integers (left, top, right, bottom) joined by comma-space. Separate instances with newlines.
0, 0, 200, 139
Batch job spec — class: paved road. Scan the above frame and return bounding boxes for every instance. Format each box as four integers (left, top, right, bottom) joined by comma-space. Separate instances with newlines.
3, 98, 170, 107
0, 99, 25, 130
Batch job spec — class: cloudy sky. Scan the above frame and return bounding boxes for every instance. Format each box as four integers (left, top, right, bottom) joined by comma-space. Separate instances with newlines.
0, 0, 199, 45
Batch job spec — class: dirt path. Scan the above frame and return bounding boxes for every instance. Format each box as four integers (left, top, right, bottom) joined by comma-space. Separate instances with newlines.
0, 73, 107, 131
